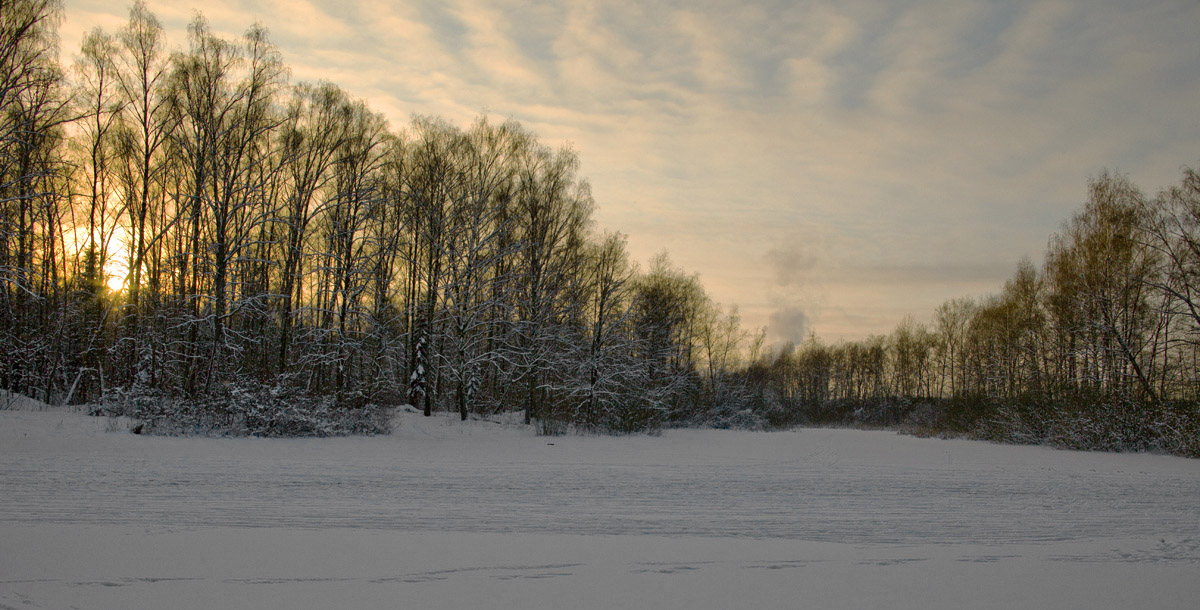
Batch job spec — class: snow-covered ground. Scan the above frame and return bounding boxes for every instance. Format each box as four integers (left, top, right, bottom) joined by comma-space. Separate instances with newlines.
2, 402, 1198, 609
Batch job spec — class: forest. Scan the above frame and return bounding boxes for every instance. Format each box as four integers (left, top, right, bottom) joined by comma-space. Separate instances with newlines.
2, 1, 1198, 454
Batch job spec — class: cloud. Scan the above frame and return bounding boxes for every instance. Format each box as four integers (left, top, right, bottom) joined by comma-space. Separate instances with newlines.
830, 262, 1015, 287
767, 304, 810, 347
764, 241, 822, 288
451, 1, 552, 96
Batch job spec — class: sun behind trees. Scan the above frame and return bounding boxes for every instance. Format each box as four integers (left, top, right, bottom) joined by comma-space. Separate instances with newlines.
2, 0, 1197, 452
0, 0, 747, 435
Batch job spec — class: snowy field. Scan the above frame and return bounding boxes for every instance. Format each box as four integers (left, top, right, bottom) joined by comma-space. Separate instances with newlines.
2, 402, 1199, 610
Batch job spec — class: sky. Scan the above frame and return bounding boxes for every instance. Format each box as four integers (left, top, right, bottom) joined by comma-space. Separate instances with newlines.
58, 0, 1200, 345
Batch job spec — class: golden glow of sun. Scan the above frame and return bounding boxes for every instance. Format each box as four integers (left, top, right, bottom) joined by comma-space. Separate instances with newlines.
101, 230, 131, 294
66, 226, 133, 294
105, 269, 127, 293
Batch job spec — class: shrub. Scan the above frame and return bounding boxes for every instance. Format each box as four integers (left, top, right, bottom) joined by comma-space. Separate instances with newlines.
975, 394, 1200, 458
99, 382, 393, 437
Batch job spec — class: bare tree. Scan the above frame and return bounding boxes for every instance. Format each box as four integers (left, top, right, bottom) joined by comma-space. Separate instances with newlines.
113, 0, 170, 341
275, 82, 348, 372
1140, 167, 1200, 396
1047, 173, 1160, 401
933, 297, 974, 397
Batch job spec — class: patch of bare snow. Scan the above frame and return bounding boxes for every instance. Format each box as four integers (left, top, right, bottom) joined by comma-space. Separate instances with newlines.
2, 406, 1198, 609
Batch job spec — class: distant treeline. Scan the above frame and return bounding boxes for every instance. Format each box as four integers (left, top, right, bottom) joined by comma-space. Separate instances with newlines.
2, 1, 1197, 453
744, 169, 1200, 456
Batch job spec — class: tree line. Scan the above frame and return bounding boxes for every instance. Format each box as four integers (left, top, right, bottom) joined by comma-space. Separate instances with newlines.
1, 0, 750, 434
746, 169, 1200, 456
4, 0, 1197, 453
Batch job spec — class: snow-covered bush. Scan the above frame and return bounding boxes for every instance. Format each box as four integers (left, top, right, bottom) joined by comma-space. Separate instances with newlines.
99, 382, 393, 437
700, 408, 766, 430
976, 395, 1200, 458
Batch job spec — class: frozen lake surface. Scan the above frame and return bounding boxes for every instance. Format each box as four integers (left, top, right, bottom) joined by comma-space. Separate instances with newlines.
2, 407, 1199, 609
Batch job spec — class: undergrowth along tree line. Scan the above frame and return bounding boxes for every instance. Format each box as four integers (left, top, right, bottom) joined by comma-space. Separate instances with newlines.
2, 1, 1198, 453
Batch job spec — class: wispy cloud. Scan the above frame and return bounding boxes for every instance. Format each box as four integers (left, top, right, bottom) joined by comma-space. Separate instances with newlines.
61, 0, 1200, 341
